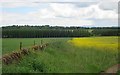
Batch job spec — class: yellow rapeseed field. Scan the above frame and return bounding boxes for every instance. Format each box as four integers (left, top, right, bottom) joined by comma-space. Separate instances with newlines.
68, 37, 118, 52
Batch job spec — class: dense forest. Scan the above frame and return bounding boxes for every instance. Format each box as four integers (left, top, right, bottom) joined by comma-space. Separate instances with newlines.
2, 25, 120, 38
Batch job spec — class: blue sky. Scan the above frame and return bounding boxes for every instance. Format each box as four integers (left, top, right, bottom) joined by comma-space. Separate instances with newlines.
0, 0, 118, 27
2, 7, 38, 14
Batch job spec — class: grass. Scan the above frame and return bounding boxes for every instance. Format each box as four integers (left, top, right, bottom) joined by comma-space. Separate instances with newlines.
2, 37, 118, 73
0, 38, 2, 74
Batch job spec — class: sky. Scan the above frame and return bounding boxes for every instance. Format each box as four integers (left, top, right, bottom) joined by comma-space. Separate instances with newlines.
0, 0, 119, 27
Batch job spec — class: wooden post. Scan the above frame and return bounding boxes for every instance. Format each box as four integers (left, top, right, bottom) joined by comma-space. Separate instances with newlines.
20, 42, 22, 50
41, 40, 43, 45
34, 40, 35, 46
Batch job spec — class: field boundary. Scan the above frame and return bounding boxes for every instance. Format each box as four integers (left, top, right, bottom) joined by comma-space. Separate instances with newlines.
1, 41, 49, 65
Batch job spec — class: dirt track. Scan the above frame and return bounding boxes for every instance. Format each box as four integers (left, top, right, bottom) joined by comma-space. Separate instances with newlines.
100, 64, 120, 75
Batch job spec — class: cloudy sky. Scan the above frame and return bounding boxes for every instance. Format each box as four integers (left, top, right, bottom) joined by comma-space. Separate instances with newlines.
0, 0, 119, 27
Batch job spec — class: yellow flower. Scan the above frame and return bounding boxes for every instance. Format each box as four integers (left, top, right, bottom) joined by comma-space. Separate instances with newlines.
68, 37, 118, 52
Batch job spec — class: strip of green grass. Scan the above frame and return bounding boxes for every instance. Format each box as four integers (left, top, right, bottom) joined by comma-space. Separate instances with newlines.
2, 37, 118, 73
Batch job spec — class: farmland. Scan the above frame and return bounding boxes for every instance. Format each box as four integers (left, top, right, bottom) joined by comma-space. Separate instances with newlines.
2, 36, 118, 73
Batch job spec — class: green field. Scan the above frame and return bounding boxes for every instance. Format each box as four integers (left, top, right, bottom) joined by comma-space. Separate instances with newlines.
2, 37, 118, 73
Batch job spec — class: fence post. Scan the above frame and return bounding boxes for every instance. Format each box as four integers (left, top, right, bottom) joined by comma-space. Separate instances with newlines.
34, 40, 35, 46
20, 42, 22, 50
41, 40, 43, 45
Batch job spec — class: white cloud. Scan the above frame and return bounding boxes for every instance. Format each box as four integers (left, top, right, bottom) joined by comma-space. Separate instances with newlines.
101, 0, 119, 2
0, 2, 118, 27
0, 0, 119, 8
85, 4, 118, 19
0, 0, 119, 2
47, 3, 118, 19
0, 0, 100, 3
1, 2, 39, 8
1, 13, 94, 26
50, 3, 77, 18
99, 2, 118, 12
33, 8, 56, 18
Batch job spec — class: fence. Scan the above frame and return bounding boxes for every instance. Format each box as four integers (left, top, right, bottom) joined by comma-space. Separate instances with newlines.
1, 40, 49, 65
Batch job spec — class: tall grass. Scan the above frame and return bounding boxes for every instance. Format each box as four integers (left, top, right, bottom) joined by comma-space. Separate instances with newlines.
2, 37, 118, 73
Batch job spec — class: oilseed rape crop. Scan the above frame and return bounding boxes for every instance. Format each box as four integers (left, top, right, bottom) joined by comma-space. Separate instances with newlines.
68, 37, 118, 53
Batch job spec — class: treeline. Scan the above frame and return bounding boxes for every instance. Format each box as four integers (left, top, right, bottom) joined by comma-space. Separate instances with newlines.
2, 25, 120, 38
92, 29, 119, 36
